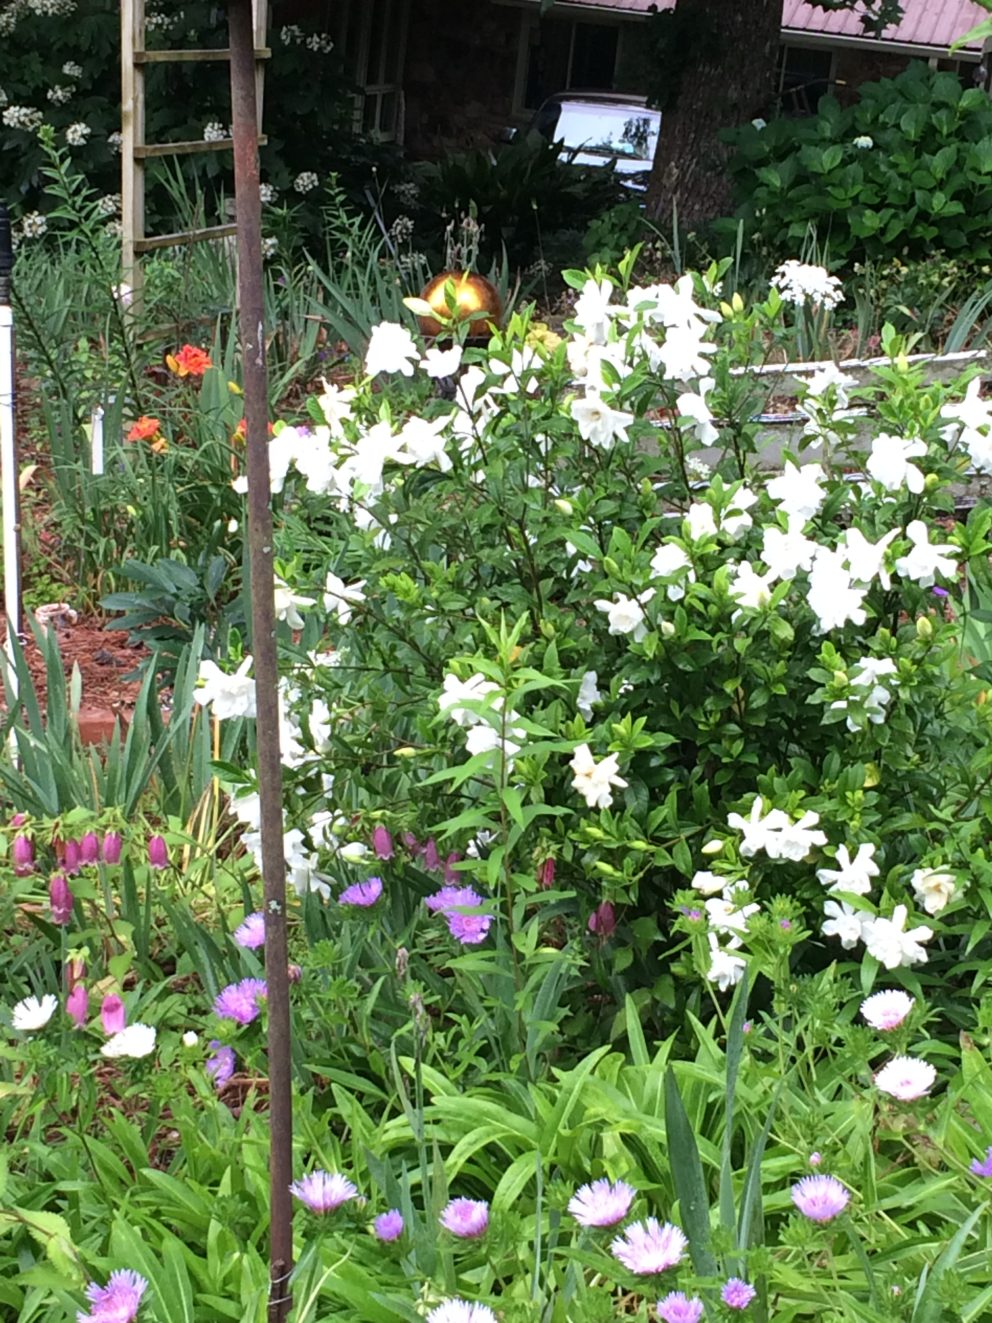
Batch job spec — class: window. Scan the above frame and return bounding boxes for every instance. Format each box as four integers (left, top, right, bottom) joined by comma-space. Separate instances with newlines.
778, 45, 834, 116
522, 17, 622, 111
333, 0, 409, 142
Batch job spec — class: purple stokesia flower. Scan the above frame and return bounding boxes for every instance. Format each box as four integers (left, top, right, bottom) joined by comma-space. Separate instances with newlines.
446, 910, 493, 945
289, 1170, 359, 1213
338, 877, 384, 907
425, 885, 482, 913
440, 1197, 489, 1238
722, 1278, 758, 1310
206, 1040, 236, 1088
426, 886, 494, 945
971, 1147, 992, 1177
567, 1178, 636, 1227
791, 1174, 850, 1222
233, 912, 266, 949
374, 1208, 404, 1241
610, 1219, 688, 1275
657, 1291, 705, 1323
372, 826, 394, 859
213, 977, 268, 1025
77, 1268, 148, 1323
426, 1303, 498, 1323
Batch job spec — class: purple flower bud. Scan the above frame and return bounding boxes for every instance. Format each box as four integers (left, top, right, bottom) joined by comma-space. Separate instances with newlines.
49, 874, 73, 925
443, 852, 462, 885
779, 918, 793, 930
588, 900, 616, 938
287, 963, 303, 984
10, 812, 26, 827
63, 839, 81, 875
206, 1040, 236, 1088
66, 983, 88, 1028
80, 832, 100, 864
402, 832, 419, 854
100, 994, 126, 1035
423, 838, 441, 871
65, 954, 86, 990
538, 858, 556, 889
372, 825, 394, 859
148, 835, 169, 869
102, 831, 123, 864
374, 1209, 404, 1241
12, 834, 33, 875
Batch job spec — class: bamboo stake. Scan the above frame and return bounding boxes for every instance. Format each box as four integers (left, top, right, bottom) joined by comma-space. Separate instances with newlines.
227, 4, 292, 1320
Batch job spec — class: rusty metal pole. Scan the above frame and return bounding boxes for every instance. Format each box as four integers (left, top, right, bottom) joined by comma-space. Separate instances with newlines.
227, 4, 293, 1320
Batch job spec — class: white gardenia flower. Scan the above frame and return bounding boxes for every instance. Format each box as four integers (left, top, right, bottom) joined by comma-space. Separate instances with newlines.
853, 134, 874, 149
465, 722, 524, 763
849, 656, 899, 725
771, 260, 844, 310
12, 993, 58, 1031
805, 364, 857, 409
766, 461, 826, 522
593, 591, 655, 641
577, 670, 602, 720
727, 798, 825, 861
488, 346, 541, 395
194, 657, 257, 720
438, 672, 501, 727
894, 520, 957, 588
571, 393, 634, 449
657, 325, 716, 381
839, 527, 898, 590
728, 561, 775, 612
822, 899, 867, 950
685, 501, 718, 541
691, 870, 732, 896
573, 277, 615, 344
761, 522, 817, 581
862, 904, 933, 969
649, 543, 694, 599
365, 321, 419, 377
569, 743, 627, 810
940, 377, 992, 472
727, 797, 792, 857
323, 572, 366, 625
676, 377, 718, 446
101, 1024, 157, 1059
816, 843, 879, 896
273, 577, 314, 630
910, 867, 957, 916
866, 433, 927, 493
396, 415, 452, 471
807, 547, 867, 633
706, 934, 746, 991
721, 486, 759, 539
421, 345, 463, 378
874, 1055, 936, 1101
316, 380, 356, 436
704, 895, 759, 938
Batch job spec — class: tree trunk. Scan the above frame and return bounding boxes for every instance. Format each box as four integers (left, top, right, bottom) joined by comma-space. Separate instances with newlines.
645, 0, 782, 229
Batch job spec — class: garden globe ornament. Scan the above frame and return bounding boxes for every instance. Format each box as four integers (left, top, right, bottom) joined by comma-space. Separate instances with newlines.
414, 271, 503, 339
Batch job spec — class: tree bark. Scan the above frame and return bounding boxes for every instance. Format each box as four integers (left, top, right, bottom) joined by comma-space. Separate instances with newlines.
645, 0, 782, 229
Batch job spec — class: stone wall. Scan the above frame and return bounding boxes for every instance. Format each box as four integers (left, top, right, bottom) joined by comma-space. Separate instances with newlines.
403, 0, 522, 155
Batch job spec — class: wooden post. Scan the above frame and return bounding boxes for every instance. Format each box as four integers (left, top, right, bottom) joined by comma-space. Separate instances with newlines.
120, 0, 146, 312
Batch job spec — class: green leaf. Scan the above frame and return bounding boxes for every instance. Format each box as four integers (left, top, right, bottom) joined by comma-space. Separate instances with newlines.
664, 1067, 718, 1276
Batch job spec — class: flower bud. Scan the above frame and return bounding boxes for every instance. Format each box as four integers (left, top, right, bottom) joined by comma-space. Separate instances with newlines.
49, 874, 74, 925
660, 621, 676, 638
80, 832, 100, 865
423, 838, 441, 871
63, 839, 81, 875
701, 839, 724, 856
102, 831, 123, 864
12, 834, 34, 875
443, 852, 462, 885
832, 670, 848, 686
587, 900, 616, 939
372, 825, 394, 860
100, 994, 126, 1035
287, 963, 303, 984
339, 841, 368, 862
916, 615, 933, 641
553, 498, 573, 515
66, 983, 88, 1028
10, 812, 26, 827
148, 835, 169, 868
538, 857, 556, 889
602, 557, 621, 577
65, 953, 86, 991
182, 1031, 199, 1047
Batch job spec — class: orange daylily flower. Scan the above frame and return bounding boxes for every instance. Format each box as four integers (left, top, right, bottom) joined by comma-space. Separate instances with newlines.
232, 417, 275, 443
166, 344, 213, 377
126, 416, 161, 442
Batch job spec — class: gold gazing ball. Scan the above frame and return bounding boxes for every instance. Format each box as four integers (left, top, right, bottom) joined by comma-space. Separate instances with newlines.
417, 271, 503, 339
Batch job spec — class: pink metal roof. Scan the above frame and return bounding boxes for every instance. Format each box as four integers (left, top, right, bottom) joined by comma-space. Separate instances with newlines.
542, 0, 987, 51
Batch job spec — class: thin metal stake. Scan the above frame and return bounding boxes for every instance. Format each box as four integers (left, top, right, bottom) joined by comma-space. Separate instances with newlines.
227, 5, 293, 1321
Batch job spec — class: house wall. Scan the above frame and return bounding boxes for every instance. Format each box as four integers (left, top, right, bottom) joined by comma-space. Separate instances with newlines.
403, 0, 522, 154
831, 47, 923, 103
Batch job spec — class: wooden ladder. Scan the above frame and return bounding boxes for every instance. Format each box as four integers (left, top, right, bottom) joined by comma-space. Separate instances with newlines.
120, 0, 270, 311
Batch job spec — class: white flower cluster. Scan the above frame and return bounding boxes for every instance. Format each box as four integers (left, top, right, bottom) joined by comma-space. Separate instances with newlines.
107, 130, 123, 153
145, 10, 177, 32
62, 60, 82, 77
20, 212, 48, 239
65, 120, 90, 146
3, 105, 43, 131
97, 193, 121, 217
203, 121, 226, 143
294, 170, 319, 194
570, 743, 627, 810
439, 671, 524, 768
771, 260, 844, 310
47, 84, 73, 105
941, 377, 992, 472
280, 23, 304, 43
829, 656, 899, 730
853, 135, 874, 149
259, 182, 276, 204
262, 235, 278, 260
28, 0, 76, 12
305, 32, 334, 53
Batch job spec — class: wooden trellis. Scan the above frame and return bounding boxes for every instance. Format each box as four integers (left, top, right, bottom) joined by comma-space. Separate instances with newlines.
120, 0, 269, 309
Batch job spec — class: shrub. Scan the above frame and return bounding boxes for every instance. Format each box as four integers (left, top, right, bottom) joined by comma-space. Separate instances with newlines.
721, 62, 992, 266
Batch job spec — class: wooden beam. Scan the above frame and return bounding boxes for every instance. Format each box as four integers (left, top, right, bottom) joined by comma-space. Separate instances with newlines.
133, 134, 266, 159
133, 46, 271, 62
121, 0, 146, 310
134, 223, 238, 253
